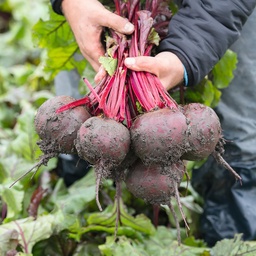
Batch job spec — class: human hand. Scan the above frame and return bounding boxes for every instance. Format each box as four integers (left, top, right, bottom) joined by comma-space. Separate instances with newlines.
62, 0, 134, 78
124, 52, 185, 91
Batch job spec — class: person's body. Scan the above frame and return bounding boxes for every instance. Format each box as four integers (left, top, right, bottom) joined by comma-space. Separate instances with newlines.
51, 0, 256, 90
191, 9, 256, 246
50, 0, 256, 244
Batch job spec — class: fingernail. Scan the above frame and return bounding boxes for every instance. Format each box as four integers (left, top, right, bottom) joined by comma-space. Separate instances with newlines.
125, 57, 135, 66
124, 22, 134, 33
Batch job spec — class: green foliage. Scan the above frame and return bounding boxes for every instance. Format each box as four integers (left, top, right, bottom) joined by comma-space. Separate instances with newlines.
148, 28, 161, 46
210, 234, 256, 256
183, 50, 237, 107
32, 6, 87, 80
49, 170, 96, 214
83, 199, 155, 238
99, 226, 210, 256
212, 49, 238, 89
0, 210, 74, 254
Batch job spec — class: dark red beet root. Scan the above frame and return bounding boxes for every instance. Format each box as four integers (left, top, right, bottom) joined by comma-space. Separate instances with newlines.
75, 116, 130, 168
75, 116, 131, 210
181, 103, 222, 161
130, 108, 188, 166
125, 159, 189, 244
10, 95, 91, 188
181, 103, 242, 182
125, 159, 185, 205
35, 95, 91, 155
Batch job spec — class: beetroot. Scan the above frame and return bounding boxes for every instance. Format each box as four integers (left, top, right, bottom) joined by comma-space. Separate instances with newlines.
75, 116, 130, 167
181, 103, 242, 182
56, 0, 176, 128
130, 107, 188, 166
125, 159, 189, 244
125, 159, 185, 205
35, 95, 91, 155
75, 116, 131, 210
181, 103, 221, 161
10, 95, 91, 188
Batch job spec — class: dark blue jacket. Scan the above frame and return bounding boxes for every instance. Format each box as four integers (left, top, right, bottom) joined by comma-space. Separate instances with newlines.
191, 9, 256, 245
158, 0, 256, 86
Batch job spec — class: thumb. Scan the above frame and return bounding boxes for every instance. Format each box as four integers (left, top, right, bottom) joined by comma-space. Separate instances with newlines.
100, 10, 135, 35
124, 56, 159, 76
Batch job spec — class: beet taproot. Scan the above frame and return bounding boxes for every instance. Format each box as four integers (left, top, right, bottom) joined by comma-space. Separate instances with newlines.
181, 103, 221, 161
75, 116, 130, 168
35, 95, 91, 155
125, 159, 189, 244
125, 159, 185, 205
130, 107, 188, 166
181, 103, 242, 182
75, 116, 131, 210
10, 95, 91, 188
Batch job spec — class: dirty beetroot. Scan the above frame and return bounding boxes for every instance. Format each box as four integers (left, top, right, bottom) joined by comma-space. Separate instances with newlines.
181, 102, 222, 161
15, 0, 242, 244
130, 107, 188, 166
35, 95, 91, 155
125, 159, 189, 244
75, 116, 130, 211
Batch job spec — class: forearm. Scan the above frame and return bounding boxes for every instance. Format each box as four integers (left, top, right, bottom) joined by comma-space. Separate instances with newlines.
158, 0, 256, 86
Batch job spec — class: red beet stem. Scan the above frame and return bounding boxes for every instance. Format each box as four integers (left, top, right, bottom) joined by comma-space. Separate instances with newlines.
83, 78, 101, 103
55, 97, 90, 113
57, 0, 174, 125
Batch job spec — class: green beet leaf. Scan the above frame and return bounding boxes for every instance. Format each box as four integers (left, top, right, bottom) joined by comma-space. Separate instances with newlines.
210, 234, 256, 256
0, 210, 73, 254
212, 49, 238, 89
32, 7, 87, 79
85, 199, 155, 237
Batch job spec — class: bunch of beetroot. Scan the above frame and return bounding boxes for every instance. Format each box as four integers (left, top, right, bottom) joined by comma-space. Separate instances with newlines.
15, 0, 242, 244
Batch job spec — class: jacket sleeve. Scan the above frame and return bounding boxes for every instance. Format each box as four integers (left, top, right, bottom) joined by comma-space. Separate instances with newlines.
50, 0, 63, 15
157, 0, 256, 86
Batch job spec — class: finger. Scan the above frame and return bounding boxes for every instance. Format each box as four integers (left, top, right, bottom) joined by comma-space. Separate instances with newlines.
94, 65, 107, 83
81, 49, 104, 72
98, 10, 134, 35
85, 55, 102, 72
79, 29, 105, 72
124, 56, 159, 76
124, 55, 184, 90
